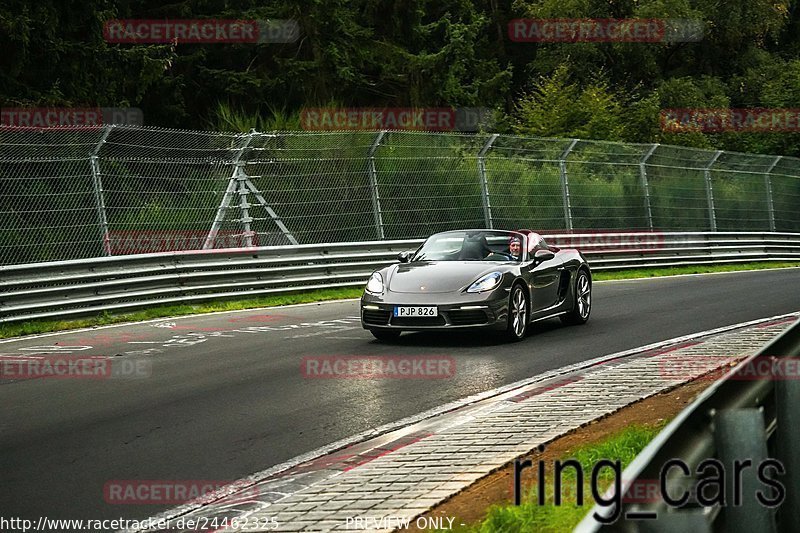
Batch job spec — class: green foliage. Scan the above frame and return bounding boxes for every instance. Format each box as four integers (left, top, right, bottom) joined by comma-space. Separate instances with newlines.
511, 66, 626, 140
0, 0, 176, 108
1, 0, 799, 158
209, 102, 302, 132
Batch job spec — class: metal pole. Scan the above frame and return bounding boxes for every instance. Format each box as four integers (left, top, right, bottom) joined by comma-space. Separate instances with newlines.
559, 139, 579, 231
477, 134, 499, 229
204, 131, 255, 249
243, 179, 299, 245
704, 150, 723, 231
764, 156, 781, 232
237, 171, 253, 248
90, 125, 113, 256
640, 144, 658, 231
367, 131, 386, 239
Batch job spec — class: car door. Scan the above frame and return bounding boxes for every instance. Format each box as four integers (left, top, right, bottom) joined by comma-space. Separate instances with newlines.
524, 254, 563, 317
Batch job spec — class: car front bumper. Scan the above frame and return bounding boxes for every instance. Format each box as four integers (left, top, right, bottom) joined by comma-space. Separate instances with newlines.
360, 290, 510, 331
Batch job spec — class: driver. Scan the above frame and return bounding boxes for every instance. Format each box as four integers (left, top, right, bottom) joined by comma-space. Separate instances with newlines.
508, 236, 522, 260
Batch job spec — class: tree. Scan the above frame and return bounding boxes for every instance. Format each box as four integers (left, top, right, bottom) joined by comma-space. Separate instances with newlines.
512, 65, 625, 140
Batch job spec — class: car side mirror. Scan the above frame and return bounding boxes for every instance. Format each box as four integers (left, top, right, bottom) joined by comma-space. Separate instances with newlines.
397, 251, 413, 263
534, 249, 555, 263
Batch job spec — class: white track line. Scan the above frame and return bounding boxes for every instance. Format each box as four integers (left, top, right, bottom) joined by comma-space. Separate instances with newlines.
0, 299, 362, 344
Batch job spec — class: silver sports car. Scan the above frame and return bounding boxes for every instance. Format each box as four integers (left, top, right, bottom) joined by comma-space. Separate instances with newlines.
360, 229, 592, 342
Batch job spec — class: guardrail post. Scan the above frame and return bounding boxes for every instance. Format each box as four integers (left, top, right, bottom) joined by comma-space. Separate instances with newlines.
90, 125, 113, 256
367, 131, 386, 239
714, 408, 775, 532
775, 378, 800, 529
640, 144, 658, 231
764, 156, 780, 232
204, 131, 255, 249
704, 150, 723, 231
559, 139, 579, 231
477, 134, 499, 229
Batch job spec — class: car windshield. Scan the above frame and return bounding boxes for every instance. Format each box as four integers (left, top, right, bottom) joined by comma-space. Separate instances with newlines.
412, 230, 525, 262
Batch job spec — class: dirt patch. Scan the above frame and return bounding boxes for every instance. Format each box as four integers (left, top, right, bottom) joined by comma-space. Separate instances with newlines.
405, 378, 714, 530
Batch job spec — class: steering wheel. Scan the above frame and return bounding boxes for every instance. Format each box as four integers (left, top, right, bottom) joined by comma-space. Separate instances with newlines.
485, 252, 514, 261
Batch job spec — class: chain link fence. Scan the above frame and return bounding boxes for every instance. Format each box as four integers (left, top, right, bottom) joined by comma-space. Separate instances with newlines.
1, 125, 799, 266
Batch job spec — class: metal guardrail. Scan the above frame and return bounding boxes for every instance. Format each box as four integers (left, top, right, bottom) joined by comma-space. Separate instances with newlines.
1, 231, 799, 324
577, 317, 800, 532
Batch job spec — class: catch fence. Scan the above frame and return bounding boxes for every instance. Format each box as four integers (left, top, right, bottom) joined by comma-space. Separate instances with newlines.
1, 126, 798, 265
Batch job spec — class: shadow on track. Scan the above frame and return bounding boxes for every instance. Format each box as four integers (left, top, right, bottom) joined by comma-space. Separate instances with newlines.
368, 318, 567, 347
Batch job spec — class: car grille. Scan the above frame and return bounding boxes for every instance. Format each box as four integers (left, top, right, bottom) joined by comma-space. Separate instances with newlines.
391, 316, 447, 327
362, 309, 391, 325
447, 309, 489, 326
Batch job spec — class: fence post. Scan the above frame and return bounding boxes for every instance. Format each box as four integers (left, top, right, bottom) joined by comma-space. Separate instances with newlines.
640, 144, 658, 231
367, 131, 386, 240
237, 171, 253, 248
559, 139, 579, 231
90, 125, 113, 256
765, 156, 781, 232
204, 131, 255, 249
477, 134, 499, 229
704, 150, 723, 231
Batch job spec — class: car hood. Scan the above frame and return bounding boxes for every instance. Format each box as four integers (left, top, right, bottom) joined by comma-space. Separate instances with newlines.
387, 261, 507, 294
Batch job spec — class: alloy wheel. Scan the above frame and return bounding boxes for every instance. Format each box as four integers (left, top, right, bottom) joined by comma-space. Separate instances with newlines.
577, 273, 591, 319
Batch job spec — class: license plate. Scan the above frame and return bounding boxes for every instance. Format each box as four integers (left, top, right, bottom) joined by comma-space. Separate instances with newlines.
393, 306, 438, 317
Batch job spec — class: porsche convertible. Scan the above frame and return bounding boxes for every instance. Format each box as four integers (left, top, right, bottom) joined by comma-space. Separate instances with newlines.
360, 229, 591, 342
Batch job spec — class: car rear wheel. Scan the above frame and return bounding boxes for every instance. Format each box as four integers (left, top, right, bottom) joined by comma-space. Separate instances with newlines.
370, 329, 401, 341
504, 284, 528, 342
561, 270, 591, 325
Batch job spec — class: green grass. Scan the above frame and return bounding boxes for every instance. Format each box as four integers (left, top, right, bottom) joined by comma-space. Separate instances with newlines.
0, 287, 363, 340
1, 261, 797, 341
440, 423, 667, 533
592, 261, 800, 281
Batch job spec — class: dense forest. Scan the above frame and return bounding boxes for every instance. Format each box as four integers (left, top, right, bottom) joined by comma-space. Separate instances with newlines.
2, 0, 800, 155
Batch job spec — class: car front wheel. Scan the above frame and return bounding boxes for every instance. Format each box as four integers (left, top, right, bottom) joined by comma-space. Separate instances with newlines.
504, 284, 528, 342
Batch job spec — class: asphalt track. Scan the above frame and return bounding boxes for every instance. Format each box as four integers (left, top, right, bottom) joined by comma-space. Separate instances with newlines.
1, 268, 799, 525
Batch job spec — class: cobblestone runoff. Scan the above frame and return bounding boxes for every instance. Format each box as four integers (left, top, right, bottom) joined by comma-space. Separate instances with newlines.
135, 314, 798, 533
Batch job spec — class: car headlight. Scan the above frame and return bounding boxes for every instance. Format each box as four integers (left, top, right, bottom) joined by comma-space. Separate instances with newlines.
366, 273, 384, 294
466, 272, 502, 293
